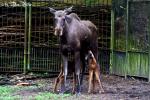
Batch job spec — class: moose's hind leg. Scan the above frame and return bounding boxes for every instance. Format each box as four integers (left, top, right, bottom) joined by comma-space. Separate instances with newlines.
72, 72, 76, 94
75, 51, 81, 95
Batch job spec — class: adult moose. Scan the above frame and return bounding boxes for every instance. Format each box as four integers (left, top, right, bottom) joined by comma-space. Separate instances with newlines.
49, 7, 99, 95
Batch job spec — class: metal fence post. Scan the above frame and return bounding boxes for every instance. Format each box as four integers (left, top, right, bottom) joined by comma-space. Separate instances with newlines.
148, 15, 150, 82
24, 1, 28, 74
27, 3, 32, 71
110, 8, 115, 74
125, 0, 129, 79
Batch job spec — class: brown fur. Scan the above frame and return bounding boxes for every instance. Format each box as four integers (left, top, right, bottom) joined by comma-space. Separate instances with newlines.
87, 50, 104, 93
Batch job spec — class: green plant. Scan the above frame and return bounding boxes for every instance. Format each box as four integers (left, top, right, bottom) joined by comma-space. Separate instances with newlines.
0, 86, 21, 100
34, 92, 71, 100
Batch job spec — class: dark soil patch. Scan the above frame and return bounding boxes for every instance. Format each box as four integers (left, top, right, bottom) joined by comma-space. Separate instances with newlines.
1, 74, 150, 100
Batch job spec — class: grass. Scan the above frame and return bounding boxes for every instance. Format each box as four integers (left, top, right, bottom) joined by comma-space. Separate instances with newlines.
0, 86, 21, 100
0, 85, 71, 100
34, 92, 71, 100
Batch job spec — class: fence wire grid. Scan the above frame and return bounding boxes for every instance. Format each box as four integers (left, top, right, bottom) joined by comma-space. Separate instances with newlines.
0, 0, 111, 73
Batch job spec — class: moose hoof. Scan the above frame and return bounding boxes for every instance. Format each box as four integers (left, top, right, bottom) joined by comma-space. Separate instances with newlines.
72, 90, 75, 94
99, 90, 104, 94
88, 91, 92, 94
75, 92, 81, 97
60, 90, 66, 94
53, 88, 59, 93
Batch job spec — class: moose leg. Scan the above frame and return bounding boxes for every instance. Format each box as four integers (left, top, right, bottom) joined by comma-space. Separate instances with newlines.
72, 72, 76, 94
53, 67, 63, 92
92, 72, 96, 93
60, 55, 68, 93
80, 54, 86, 87
88, 70, 93, 93
95, 69, 104, 93
75, 51, 81, 95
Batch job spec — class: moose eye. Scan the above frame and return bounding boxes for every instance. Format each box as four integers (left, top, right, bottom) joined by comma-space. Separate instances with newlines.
61, 18, 65, 25
62, 18, 65, 22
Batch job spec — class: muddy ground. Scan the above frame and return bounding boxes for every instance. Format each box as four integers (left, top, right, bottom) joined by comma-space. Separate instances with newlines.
0, 73, 150, 100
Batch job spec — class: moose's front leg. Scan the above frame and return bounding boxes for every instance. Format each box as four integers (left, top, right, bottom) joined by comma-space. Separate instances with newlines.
75, 51, 81, 95
60, 55, 68, 93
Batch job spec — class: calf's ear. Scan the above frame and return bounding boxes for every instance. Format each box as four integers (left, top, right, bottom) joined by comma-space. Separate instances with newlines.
48, 7, 56, 14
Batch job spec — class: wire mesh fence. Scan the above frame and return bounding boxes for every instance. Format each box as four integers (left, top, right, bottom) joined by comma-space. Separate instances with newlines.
127, 0, 150, 78
111, 0, 150, 79
129, 1, 150, 52
29, 5, 61, 72
0, 0, 111, 73
0, 5, 25, 72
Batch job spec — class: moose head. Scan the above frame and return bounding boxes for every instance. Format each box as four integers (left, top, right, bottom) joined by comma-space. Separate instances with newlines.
49, 6, 73, 36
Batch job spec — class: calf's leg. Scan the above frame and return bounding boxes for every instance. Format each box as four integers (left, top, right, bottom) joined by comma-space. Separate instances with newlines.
88, 70, 93, 93
95, 69, 104, 93
53, 66, 63, 92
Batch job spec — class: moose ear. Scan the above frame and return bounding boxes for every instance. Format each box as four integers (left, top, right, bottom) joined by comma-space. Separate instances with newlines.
64, 6, 73, 14
48, 7, 56, 14
65, 15, 72, 23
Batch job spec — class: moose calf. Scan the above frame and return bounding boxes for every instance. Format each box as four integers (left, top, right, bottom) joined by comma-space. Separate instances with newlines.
86, 50, 104, 93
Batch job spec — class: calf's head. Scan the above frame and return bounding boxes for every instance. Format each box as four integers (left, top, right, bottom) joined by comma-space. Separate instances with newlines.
85, 50, 97, 66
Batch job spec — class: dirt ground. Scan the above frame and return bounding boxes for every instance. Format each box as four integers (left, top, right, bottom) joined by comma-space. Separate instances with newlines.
0, 73, 150, 100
